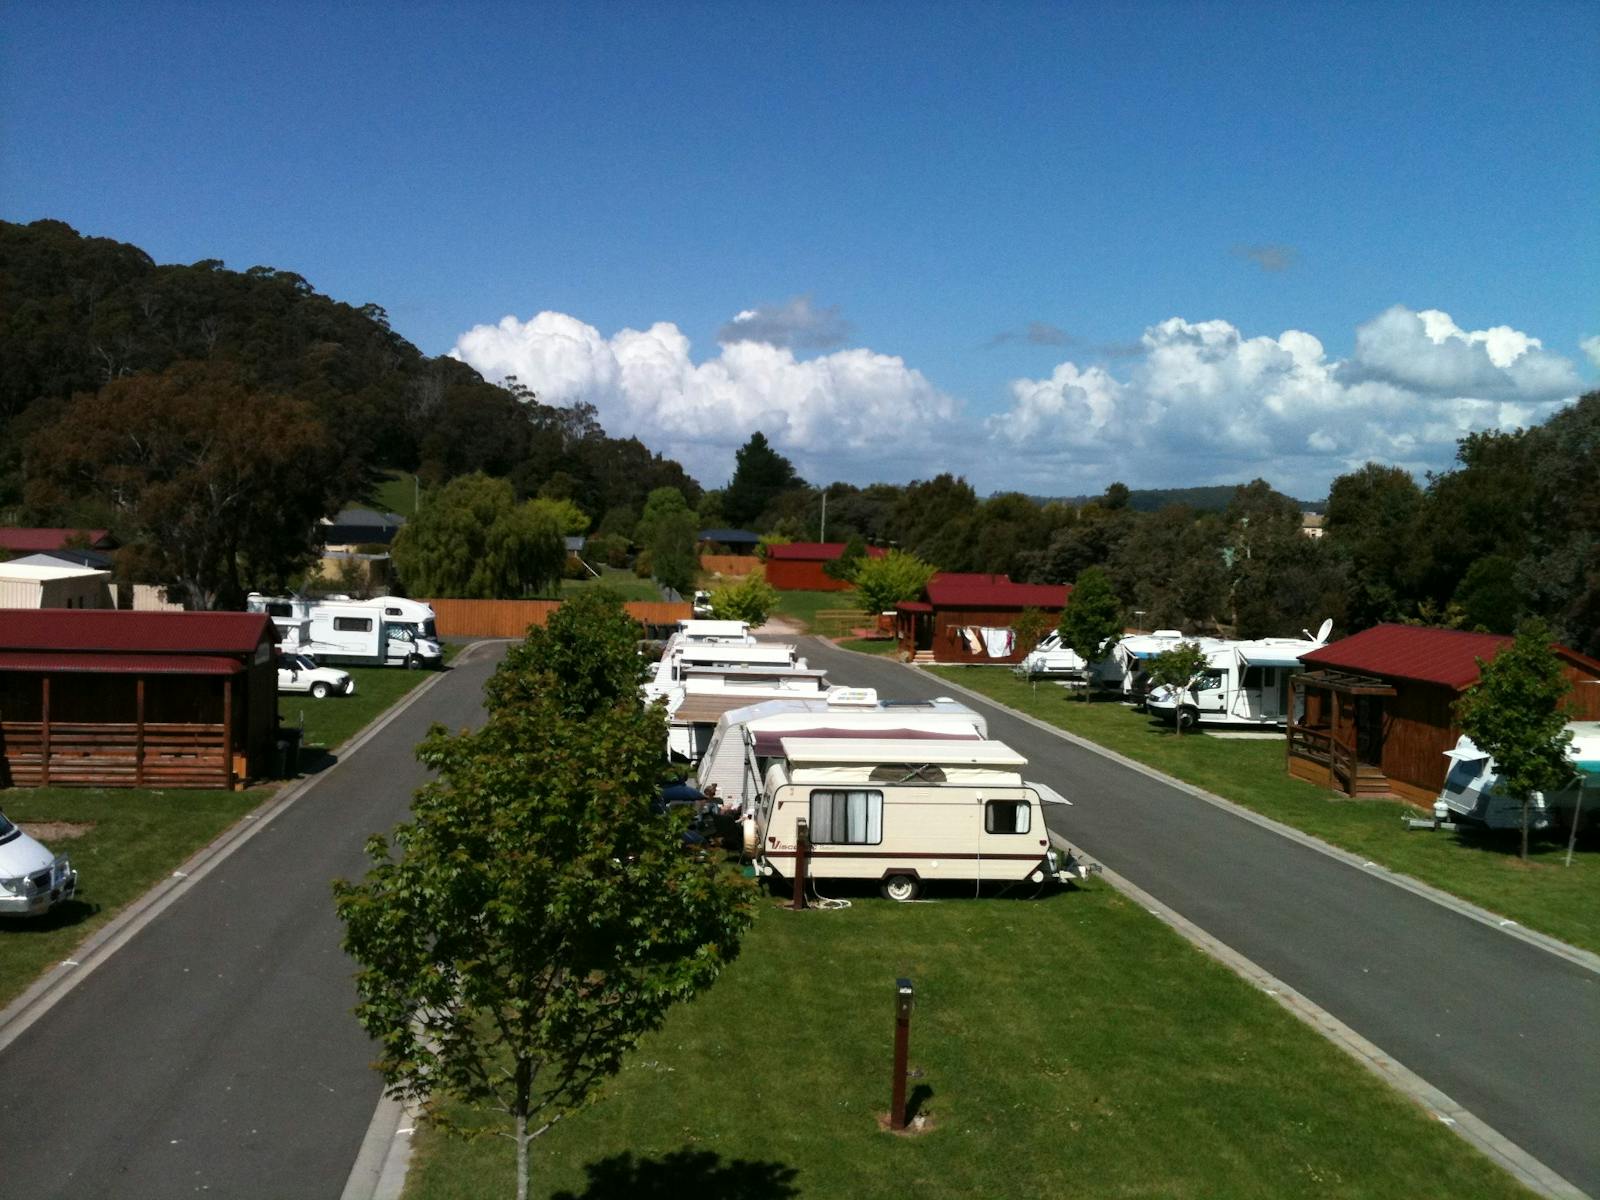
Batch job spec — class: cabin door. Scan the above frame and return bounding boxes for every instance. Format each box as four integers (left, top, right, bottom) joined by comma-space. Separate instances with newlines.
1355, 697, 1384, 766
915, 614, 933, 652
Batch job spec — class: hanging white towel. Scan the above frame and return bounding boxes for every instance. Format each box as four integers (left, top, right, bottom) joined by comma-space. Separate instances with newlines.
980, 626, 1012, 658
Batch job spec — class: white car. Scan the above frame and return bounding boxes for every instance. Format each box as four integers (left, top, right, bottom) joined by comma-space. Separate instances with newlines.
0, 811, 78, 918
277, 652, 355, 699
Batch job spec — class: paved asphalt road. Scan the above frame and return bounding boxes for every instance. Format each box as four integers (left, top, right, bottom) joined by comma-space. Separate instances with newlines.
800, 639, 1600, 1196
0, 645, 504, 1200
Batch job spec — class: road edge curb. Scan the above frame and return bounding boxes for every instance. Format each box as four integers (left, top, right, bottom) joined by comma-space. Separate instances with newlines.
914, 660, 1600, 976
1054, 833, 1588, 1199
0, 641, 497, 1055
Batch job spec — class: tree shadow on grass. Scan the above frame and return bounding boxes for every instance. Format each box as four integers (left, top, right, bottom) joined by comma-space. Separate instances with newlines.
551, 1148, 799, 1200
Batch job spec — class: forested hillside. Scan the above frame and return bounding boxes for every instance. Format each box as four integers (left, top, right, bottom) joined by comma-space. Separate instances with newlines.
3, 218, 1594, 651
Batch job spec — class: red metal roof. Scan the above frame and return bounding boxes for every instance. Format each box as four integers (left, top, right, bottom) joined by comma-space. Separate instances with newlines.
896, 600, 933, 613
924, 573, 1070, 610
0, 527, 113, 552
0, 610, 272, 657
0, 651, 244, 675
1299, 625, 1513, 690
764, 542, 888, 561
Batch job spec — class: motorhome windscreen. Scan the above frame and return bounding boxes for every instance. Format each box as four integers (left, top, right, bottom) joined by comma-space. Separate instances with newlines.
1444, 756, 1486, 796
808, 790, 883, 844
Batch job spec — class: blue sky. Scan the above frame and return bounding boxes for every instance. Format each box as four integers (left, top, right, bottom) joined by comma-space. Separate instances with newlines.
4, 1, 1595, 497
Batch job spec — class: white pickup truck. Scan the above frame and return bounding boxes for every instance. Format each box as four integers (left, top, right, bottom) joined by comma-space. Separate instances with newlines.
0, 811, 78, 918
277, 652, 356, 699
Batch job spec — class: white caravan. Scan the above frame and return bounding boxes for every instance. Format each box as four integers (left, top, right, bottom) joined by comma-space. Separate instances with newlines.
1434, 722, 1600, 833
663, 661, 832, 761
1145, 621, 1333, 730
696, 689, 988, 814
644, 639, 800, 705
752, 737, 1091, 900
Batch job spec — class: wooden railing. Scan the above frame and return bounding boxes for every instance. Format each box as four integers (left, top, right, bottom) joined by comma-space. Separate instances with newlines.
1287, 726, 1357, 794
0, 721, 230, 789
814, 608, 870, 637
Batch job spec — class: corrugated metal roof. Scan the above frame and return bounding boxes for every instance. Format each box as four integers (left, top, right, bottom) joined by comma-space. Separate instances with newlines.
0, 610, 273, 656
1299, 625, 1512, 690
924, 572, 1070, 610
0, 651, 244, 675
0, 527, 113, 552
764, 542, 888, 561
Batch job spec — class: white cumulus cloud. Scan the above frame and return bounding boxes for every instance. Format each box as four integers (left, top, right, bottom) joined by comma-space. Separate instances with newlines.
451, 310, 956, 486
989, 306, 1584, 496
1581, 335, 1600, 371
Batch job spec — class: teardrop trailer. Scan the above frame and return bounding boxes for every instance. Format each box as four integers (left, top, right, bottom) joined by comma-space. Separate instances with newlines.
751, 737, 1094, 900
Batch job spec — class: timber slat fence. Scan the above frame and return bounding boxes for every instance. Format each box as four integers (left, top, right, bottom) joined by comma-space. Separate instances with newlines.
426, 599, 692, 639
698, 554, 760, 577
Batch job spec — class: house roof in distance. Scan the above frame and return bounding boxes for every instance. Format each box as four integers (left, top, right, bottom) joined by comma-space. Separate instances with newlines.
698, 528, 761, 545
924, 572, 1070, 610
0, 562, 110, 582
764, 541, 887, 562
0, 610, 273, 657
1299, 624, 1600, 691
9, 548, 117, 570
0, 527, 114, 552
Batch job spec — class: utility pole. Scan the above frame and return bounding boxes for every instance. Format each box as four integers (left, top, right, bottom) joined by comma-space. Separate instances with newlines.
820, 490, 827, 542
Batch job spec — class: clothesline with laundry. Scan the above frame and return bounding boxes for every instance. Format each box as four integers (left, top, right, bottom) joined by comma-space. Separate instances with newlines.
953, 626, 1015, 657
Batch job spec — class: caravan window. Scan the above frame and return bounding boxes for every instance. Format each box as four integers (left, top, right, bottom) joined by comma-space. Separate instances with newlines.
1195, 669, 1225, 692
334, 616, 373, 633
984, 799, 1032, 834
266, 601, 292, 618
808, 790, 883, 845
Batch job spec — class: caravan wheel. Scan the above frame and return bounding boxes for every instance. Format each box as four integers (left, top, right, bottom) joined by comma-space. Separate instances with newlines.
1177, 706, 1199, 732
881, 874, 921, 902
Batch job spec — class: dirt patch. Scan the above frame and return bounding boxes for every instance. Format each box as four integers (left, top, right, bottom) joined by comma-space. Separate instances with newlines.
752, 616, 805, 636
16, 821, 96, 841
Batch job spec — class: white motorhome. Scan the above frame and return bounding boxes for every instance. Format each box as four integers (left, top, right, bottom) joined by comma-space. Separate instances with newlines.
752, 737, 1091, 900
1434, 722, 1600, 833
643, 639, 800, 704
1145, 621, 1333, 730
696, 689, 988, 813
247, 594, 443, 668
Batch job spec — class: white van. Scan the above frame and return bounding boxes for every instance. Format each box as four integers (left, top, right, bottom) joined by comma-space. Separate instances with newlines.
752, 737, 1090, 900
247, 594, 442, 668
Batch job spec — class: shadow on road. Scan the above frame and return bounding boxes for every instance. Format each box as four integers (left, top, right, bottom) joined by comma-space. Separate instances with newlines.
551, 1148, 799, 1200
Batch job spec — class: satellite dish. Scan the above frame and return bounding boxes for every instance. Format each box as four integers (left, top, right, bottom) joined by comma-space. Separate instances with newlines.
1315, 618, 1333, 644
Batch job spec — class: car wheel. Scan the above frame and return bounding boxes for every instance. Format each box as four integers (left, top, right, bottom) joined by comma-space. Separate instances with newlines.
881, 874, 921, 902
1178, 705, 1199, 731
310, 682, 330, 699
405, 654, 421, 670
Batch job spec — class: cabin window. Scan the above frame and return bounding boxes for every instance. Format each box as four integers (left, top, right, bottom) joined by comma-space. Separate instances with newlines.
808, 789, 883, 845
868, 763, 947, 784
334, 616, 373, 632
984, 799, 1032, 834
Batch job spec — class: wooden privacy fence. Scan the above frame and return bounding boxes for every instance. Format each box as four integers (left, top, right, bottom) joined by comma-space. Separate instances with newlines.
426, 599, 693, 639
699, 555, 760, 578
0, 720, 230, 789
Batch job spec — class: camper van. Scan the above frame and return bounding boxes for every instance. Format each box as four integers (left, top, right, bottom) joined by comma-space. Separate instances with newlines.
696, 689, 988, 813
1434, 722, 1600, 833
752, 737, 1090, 900
1145, 622, 1332, 730
644, 639, 802, 704
247, 594, 443, 668
663, 661, 832, 761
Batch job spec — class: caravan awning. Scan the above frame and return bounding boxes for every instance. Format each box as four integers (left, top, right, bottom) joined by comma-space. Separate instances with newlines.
1240, 647, 1310, 668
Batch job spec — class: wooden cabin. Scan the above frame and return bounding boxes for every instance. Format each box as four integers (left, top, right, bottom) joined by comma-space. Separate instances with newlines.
763, 542, 886, 591
0, 611, 278, 790
1287, 625, 1600, 805
895, 574, 1071, 665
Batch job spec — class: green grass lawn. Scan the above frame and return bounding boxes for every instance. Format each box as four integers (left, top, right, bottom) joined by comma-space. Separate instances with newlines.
404, 886, 1531, 1200
279, 658, 446, 768
0, 786, 256, 1007
931, 667, 1600, 955
369, 469, 421, 519
837, 636, 900, 656
554, 567, 663, 603
773, 589, 865, 633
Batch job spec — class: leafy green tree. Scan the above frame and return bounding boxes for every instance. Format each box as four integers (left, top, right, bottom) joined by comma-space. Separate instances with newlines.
527, 497, 590, 537
23, 360, 335, 609
886, 474, 977, 568
1453, 555, 1524, 633
1456, 620, 1575, 860
391, 473, 565, 598
709, 569, 780, 626
722, 431, 802, 528
487, 587, 646, 719
1324, 464, 1426, 628
851, 549, 936, 615
634, 486, 690, 548
1147, 641, 1212, 734
335, 594, 752, 1200
1011, 607, 1055, 658
648, 508, 700, 598
823, 534, 867, 581
1057, 568, 1123, 700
